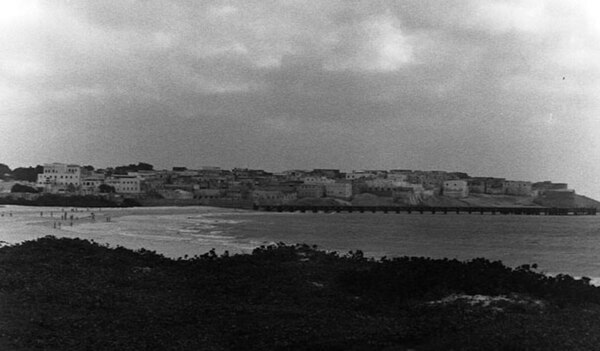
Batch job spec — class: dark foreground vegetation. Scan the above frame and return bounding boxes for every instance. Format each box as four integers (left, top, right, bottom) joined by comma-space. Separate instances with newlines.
2, 237, 600, 350
0, 195, 140, 208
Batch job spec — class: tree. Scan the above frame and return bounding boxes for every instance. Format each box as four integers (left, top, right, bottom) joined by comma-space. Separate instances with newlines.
99, 184, 116, 193
12, 166, 43, 182
83, 165, 95, 171
0, 163, 11, 179
137, 162, 153, 171
11, 184, 39, 193
114, 163, 154, 175
66, 184, 78, 193
0, 163, 11, 177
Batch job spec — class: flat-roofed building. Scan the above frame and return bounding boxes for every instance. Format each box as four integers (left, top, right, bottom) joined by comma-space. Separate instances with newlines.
443, 180, 469, 198
325, 182, 352, 199
298, 184, 325, 198
106, 175, 141, 194
504, 180, 532, 196
302, 176, 335, 185
81, 177, 105, 194
37, 163, 82, 187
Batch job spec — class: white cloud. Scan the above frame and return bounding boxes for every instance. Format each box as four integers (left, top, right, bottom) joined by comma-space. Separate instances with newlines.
469, 0, 548, 34
323, 14, 413, 72
0, 0, 41, 26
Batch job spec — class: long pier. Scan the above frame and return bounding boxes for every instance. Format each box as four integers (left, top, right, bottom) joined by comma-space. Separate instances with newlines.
254, 205, 597, 216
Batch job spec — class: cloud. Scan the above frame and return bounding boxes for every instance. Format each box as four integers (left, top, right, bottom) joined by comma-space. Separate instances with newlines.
469, 0, 548, 34
323, 13, 414, 72
1, 0, 600, 198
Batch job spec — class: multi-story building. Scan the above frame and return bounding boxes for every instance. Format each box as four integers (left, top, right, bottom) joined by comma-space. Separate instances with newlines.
297, 184, 325, 198
37, 163, 81, 187
105, 175, 141, 194
80, 177, 105, 194
36, 163, 82, 192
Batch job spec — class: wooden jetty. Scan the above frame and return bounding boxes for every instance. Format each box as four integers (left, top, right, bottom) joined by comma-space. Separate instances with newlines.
254, 205, 597, 216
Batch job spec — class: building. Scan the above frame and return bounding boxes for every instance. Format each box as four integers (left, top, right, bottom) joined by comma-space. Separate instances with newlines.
282, 170, 310, 181
251, 190, 297, 205
392, 185, 428, 205
345, 171, 375, 180
532, 181, 569, 196
484, 178, 506, 195
80, 177, 105, 194
443, 180, 469, 198
297, 184, 325, 198
195, 189, 222, 199
311, 169, 341, 179
37, 163, 82, 187
302, 176, 335, 185
504, 181, 532, 196
105, 175, 141, 194
324, 182, 352, 199
467, 178, 487, 194
365, 178, 410, 191
387, 173, 408, 182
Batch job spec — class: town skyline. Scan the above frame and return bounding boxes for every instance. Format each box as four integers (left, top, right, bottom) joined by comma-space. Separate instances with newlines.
0, 159, 580, 186
3, 161, 586, 211
2, 1, 599, 199
0, 159, 595, 200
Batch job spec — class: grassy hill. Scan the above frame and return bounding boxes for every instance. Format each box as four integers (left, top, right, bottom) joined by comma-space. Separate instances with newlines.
2, 237, 600, 350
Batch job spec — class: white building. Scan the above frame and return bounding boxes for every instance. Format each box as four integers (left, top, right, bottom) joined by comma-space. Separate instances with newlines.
80, 177, 105, 194
105, 175, 141, 194
36, 163, 82, 192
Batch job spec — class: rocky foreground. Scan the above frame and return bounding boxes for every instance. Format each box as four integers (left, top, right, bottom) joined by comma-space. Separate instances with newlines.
2, 237, 600, 350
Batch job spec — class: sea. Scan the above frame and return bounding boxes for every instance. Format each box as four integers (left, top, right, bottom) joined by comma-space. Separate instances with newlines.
2, 205, 600, 282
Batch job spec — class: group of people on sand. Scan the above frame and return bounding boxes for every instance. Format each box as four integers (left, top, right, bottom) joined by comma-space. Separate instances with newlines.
0, 207, 113, 230
38, 208, 112, 230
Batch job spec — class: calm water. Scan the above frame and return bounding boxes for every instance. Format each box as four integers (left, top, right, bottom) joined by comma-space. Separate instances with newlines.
2, 205, 600, 280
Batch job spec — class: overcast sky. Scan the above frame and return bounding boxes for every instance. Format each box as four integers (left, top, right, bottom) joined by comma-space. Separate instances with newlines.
1, 0, 599, 198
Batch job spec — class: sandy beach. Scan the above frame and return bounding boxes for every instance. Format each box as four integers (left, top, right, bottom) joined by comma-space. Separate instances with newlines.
0, 205, 256, 258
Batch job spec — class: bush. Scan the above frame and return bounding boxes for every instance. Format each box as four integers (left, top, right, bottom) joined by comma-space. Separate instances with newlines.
10, 184, 39, 193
